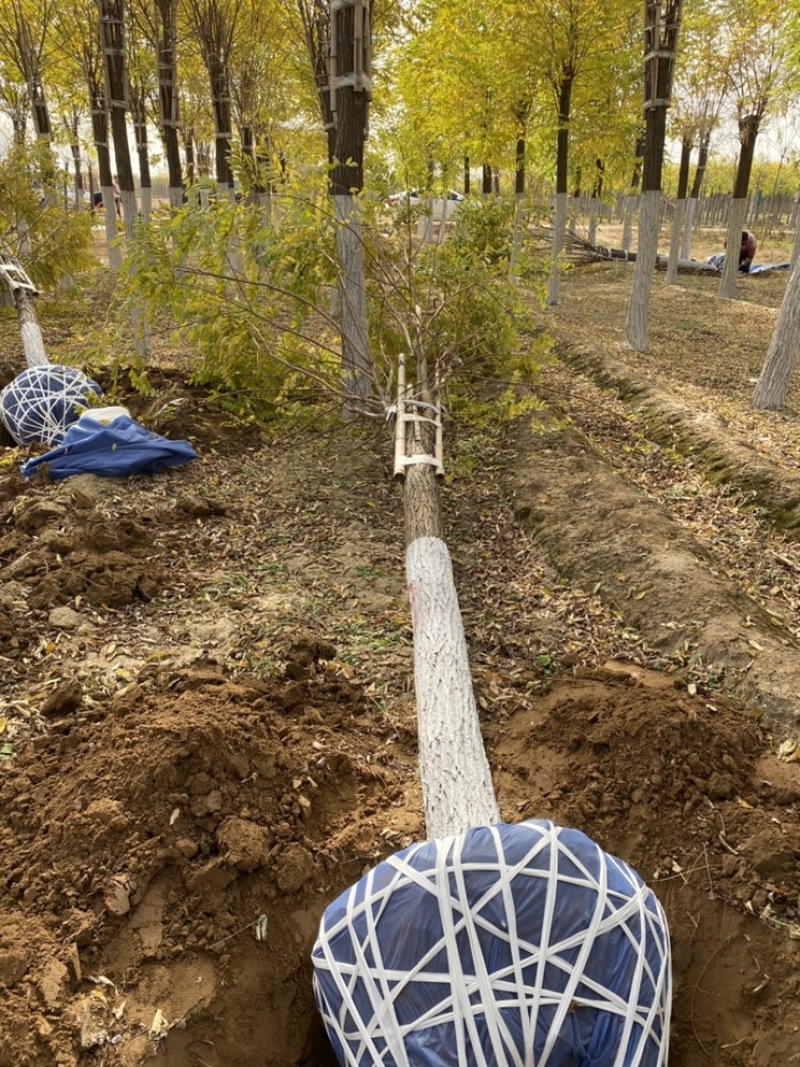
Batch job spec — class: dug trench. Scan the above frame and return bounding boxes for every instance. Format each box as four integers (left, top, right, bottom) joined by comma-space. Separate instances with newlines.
2, 373, 800, 1064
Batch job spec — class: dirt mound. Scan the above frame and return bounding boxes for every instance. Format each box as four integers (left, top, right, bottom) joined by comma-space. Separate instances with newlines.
0, 663, 420, 1067
490, 667, 800, 1066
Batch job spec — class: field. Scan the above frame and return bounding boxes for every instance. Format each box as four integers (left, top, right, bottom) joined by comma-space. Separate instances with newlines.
2, 222, 800, 1066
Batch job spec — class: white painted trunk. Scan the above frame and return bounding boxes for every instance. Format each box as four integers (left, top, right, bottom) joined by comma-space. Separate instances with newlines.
140, 186, 152, 222
101, 184, 122, 271
624, 189, 661, 352
791, 220, 800, 272
169, 186, 183, 211
547, 192, 568, 306
587, 197, 599, 247
120, 187, 149, 357
665, 199, 687, 285
121, 188, 138, 232
18, 292, 48, 366
333, 194, 371, 410
680, 198, 697, 260
719, 198, 748, 300
406, 535, 500, 839
752, 255, 800, 410
622, 195, 637, 254
509, 194, 526, 279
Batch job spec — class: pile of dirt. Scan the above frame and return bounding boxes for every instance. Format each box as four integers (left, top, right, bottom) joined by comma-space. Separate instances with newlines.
0, 660, 421, 1067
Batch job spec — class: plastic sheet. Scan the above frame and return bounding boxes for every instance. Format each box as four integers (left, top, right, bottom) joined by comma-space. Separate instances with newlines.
20, 414, 197, 480
0, 364, 103, 446
313, 820, 671, 1067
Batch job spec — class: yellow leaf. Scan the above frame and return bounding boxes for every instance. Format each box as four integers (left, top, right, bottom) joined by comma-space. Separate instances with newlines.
633, 590, 647, 600
0, 717, 6, 734
748, 639, 765, 652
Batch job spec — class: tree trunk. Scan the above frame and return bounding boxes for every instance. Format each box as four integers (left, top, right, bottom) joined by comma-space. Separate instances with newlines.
99, 0, 149, 354
131, 90, 152, 220
666, 134, 691, 284
183, 127, 195, 185
68, 126, 85, 211
400, 385, 499, 839
547, 192, 568, 306
720, 114, 760, 300
333, 195, 371, 413
15, 288, 49, 367
482, 163, 492, 195
791, 216, 800, 272
625, 189, 661, 350
625, 0, 682, 350
91, 97, 121, 271
463, 155, 470, 195
329, 0, 372, 410
548, 70, 573, 306
98, 0, 138, 228
210, 62, 233, 197
405, 534, 500, 839
156, 0, 183, 209
752, 256, 800, 410
682, 129, 709, 259
719, 197, 749, 298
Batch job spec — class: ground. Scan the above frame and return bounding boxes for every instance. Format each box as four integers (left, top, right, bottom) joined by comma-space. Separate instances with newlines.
2, 223, 800, 1066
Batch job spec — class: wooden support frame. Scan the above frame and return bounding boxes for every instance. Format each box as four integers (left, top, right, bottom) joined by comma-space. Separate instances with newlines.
393, 354, 444, 480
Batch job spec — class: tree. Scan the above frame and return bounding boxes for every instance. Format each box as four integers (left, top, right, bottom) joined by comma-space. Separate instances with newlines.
717, 0, 794, 300
0, 0, 54, 144
752, 258, 800, 409
624, 0, 683, 351
129, 0, 184, 209
183, 0, 239, 197
297, 0, 374, 411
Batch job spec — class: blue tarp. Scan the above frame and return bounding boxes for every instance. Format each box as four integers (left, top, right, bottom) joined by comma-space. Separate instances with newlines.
20, 415, 197, 480
312, 821, 671, 1067
707, 252, 790, 274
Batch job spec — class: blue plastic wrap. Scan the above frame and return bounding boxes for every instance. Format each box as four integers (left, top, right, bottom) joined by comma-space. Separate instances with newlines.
313, 821, 670, 1067
0, 365, 103, 446
20, 415, 197, 480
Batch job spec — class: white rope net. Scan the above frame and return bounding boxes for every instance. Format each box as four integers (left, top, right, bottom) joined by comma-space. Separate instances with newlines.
313, 820, 671, 1067
0, 365, 103, 446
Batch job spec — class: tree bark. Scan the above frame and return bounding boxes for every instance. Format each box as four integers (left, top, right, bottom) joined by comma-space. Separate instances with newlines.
405, 535, 500, 839
99, 0, 149, 354
402, 408, 498, 839
752, 258, 800, 409
91, 96, 121, 271
625, 189, 661, 350
547, 192, 568, 306
681, 129, 709, 259
131, 88, 152, 220
155, 0, 183, 209
624, 0, 682, 350
15, 288, 48, 367
333, 194, 371, 412
665, 134, 691, 284
329, 0, 372, 409
720, 113, 760, 300
547, 70, 573, 306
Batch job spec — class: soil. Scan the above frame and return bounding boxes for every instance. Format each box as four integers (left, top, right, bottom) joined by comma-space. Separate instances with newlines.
3, 231, 800, 1067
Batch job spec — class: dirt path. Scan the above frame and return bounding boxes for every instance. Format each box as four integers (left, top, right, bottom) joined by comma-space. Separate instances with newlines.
2, 267, 800, 1067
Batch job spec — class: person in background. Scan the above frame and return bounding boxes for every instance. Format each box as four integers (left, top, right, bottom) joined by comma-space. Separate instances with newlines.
739, 230, 757, 273
112, 174, 121, 218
